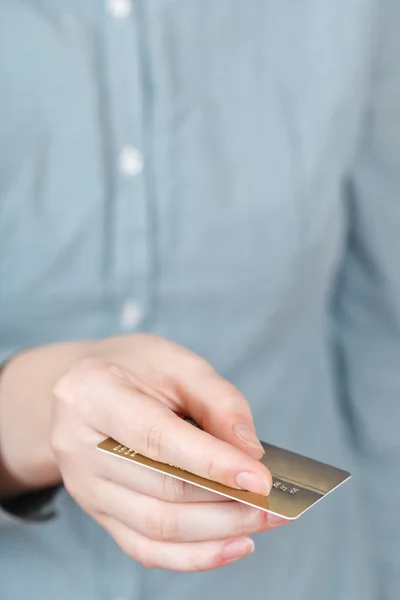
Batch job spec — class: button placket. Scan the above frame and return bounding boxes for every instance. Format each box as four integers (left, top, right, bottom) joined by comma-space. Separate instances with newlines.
104, 0, 150, 319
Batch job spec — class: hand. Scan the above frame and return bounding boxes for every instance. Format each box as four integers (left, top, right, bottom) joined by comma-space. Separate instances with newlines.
51, 334, 286, 571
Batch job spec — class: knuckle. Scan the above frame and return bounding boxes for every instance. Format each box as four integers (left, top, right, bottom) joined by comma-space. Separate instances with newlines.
189, 549, 211, 572
53, 358, 108, 419
238, 505, 262, 534
143, 511, 160, 541
123, 539, 157, 569
238, 508, 252, 534
101, 518, 160, 570
142, 424, 164, 461
160, 510, 181, 542
162, 474, 188, 503
145, 506, 181, 542
204, 455, 218, 481
52, 372, 78, 411
120, 537, 141, 563
138, 550, 158, 570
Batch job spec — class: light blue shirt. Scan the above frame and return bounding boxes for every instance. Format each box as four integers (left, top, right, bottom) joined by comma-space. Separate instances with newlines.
0, 1, 399, 599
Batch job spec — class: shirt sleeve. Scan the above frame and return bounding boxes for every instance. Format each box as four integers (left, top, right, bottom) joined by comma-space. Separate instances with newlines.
0, 486, 61, 526
331, 3, 400, 598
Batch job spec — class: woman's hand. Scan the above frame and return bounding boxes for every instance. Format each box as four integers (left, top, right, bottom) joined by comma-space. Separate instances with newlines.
1, 334, 287, 571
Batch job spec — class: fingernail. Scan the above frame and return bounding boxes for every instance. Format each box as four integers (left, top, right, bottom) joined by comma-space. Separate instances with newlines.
233, 423, 265, 453
235, 472, 271, 496
222, 538, 255, 563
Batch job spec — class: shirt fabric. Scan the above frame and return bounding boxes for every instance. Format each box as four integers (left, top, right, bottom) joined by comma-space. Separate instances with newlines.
0, 1, 399, 599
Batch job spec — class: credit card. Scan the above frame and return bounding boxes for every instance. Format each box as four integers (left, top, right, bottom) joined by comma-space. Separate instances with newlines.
97, 430, 351, 520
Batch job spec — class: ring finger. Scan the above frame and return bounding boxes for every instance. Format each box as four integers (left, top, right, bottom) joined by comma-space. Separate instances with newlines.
99, 480, 286, 543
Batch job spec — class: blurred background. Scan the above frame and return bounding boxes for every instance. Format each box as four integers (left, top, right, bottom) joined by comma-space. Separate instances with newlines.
0, 2, 399, 600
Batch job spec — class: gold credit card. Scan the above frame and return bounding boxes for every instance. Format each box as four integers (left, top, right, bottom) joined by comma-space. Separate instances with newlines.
97, 437, 351, 520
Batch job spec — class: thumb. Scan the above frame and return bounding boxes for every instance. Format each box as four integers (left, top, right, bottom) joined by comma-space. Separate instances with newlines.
176, 369, 265, 460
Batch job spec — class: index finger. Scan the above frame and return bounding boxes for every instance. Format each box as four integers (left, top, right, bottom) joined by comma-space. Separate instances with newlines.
89, 369, 272, 496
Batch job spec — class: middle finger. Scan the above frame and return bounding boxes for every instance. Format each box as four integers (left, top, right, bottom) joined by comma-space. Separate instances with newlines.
98, 448, 229, 503
99, 480, 286, 543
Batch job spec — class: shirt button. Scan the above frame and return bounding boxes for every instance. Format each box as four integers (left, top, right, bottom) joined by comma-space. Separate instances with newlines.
107, 0, 132, 19
119, 146, 143, 177
120, 300, 142, 330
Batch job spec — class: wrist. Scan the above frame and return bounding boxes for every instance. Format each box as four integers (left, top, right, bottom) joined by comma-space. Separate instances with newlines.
0, 340, 97, 499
